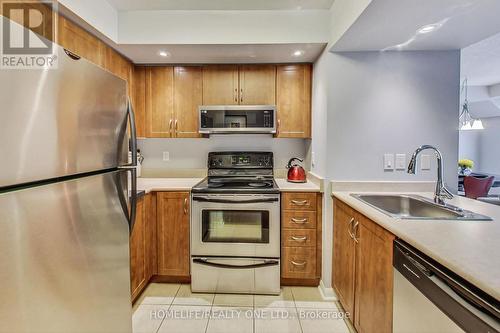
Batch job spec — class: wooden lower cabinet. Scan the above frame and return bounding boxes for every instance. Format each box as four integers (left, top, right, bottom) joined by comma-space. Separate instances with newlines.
130, 195, 146, 301
156, 192, 190, 278
354, 214, 394, 333
281, 192, 322, 286
130, 194, 156, 302
333, 198, 395, 333
332, 199, 356, 316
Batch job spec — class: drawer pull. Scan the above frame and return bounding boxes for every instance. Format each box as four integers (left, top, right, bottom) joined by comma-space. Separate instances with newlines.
291, 260, 307, 266
291, 218, 308, 224
291, 236, 308, 242
291, 200, 308, 206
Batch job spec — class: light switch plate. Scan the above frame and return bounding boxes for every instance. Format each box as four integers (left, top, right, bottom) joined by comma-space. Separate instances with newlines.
421, 154, 431, 170
162, 151, 170, 161
395, 154, 406, 170
384, 154, 395, 170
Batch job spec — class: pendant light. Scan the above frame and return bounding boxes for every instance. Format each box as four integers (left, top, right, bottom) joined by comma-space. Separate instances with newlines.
459, 78, 484, 130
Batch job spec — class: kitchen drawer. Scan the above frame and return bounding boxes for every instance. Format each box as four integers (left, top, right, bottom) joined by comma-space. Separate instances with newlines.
282, 229, 316, 247
282, 192, 317, 211
282, 210, 316, 229
282, 247, 316, 279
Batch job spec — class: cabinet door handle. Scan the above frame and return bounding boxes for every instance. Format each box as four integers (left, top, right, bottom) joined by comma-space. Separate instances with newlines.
291, 200, 308, 206
291, 217, 308, 224
277, 119, 281, 135
168, 119, 173, 134
291, 260, 307, 267
234, 88, 238, 103
183, 198, 188, 215
175, 119, 178, 135
291, 236, 307, 242
353, 220, 360, 243
240, 88, 243, 103
347, 217, 355, 240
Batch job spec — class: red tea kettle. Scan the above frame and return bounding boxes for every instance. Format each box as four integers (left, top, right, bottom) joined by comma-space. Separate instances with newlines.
287, 158, 306, 183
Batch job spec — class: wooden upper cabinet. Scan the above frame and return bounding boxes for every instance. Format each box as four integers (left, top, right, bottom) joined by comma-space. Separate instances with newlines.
239, 65, 276, 105
276, 64, 312, 138
173, 66, 202, 138
132, 66, 146, 138
57, 16, 105, 67
104, 47, 131, 82
354, 214, 394, 333
145, 67, 174, 138
332, 199, 357, 317
156, 192, 190, 277
202, 65, 239, 105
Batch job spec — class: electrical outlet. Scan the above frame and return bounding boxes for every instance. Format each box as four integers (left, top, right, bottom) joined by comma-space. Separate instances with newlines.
384, 154, 395, 171
396, 154, 406, 170
421, 154, 431, 170
162, 151, 170, 161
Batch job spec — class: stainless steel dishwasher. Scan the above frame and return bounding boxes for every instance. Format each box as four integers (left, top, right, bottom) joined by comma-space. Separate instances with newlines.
393, 240, 500, 333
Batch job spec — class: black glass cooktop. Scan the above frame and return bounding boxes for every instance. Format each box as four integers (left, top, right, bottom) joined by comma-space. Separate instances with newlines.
192, 177, 279, 194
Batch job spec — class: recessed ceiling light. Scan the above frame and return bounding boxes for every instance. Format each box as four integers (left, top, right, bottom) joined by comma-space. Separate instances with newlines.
293, 50, 304, 57
417, 24, 440, 34
158, 50, 170, 57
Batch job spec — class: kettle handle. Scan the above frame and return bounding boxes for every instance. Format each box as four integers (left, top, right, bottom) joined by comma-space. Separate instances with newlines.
287, 157, 304, 168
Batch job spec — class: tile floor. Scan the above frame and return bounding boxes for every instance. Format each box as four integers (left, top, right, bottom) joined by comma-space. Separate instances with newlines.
133, 283, 354, 333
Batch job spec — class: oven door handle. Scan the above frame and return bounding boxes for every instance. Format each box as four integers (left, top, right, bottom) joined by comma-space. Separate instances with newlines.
192, 197, 279, 204
193, 258, 279, 269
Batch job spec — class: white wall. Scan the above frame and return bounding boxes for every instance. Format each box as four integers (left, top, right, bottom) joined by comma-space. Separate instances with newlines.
478, 117, 500, 174
459, 130, 480, 170
138, 136, 307, 171
309, 48, 330, 177
118, 10, 330, 44
310, 50, 461, 291
326, 51, 460, 189
328, 0, 372, 48
58, 0, 118, 41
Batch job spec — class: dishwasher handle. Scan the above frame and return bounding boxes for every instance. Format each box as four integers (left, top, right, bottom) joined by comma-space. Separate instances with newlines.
394, 240, 500, 333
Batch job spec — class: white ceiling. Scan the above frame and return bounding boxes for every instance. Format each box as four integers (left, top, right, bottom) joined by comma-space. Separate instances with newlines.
116, 43, 326, 64
331, 0, 500, 51
106, 0, 335, 11
461, 32, 500, 86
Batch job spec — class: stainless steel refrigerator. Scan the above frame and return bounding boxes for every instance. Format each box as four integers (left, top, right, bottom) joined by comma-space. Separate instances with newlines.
0, 43, 138, 332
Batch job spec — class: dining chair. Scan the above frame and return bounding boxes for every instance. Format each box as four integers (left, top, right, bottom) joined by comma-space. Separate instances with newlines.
463, 176, 495, 199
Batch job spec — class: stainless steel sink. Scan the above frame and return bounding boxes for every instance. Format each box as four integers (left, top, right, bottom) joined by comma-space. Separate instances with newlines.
351, 194, 492, 221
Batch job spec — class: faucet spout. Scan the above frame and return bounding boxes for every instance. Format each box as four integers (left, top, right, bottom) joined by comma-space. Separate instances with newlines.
407, 145, 454, 205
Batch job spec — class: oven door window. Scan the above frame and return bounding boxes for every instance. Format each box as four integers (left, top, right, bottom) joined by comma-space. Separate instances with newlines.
201, 210, 269, 243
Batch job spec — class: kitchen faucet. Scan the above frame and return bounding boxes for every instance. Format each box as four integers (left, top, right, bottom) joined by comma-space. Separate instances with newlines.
407, 145, 454, 205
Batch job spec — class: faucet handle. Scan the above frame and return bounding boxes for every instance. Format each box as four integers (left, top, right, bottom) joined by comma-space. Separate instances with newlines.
441, 186, 454, 200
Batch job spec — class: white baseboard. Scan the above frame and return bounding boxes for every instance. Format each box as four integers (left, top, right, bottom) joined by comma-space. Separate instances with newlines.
318, 280, 337, 301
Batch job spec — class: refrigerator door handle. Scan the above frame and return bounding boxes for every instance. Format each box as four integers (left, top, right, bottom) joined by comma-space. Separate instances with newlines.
117, 98, 138, 233
115, 168, 137, 233
127, 98, 138, 167
128, 168, 137, 233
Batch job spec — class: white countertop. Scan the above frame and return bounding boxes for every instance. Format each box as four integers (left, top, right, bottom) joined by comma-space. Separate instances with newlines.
332, 190, 500, 301
275, 178, 321, 192
138, 177, 321, 193
137, 178, 204, 193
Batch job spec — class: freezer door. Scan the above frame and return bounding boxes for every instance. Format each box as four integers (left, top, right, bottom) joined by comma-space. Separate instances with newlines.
0, 171, 132, 333
0, 42, 128, 188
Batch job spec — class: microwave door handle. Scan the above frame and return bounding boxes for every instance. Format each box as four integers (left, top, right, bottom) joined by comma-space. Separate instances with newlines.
193, 258, 279, 269
192, 197, 279, 204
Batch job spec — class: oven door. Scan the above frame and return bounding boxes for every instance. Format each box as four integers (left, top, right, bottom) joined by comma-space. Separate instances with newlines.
191, 194, 280, 258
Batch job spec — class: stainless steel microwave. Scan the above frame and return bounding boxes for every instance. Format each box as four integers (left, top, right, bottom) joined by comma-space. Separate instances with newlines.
199, 105, 276, 134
